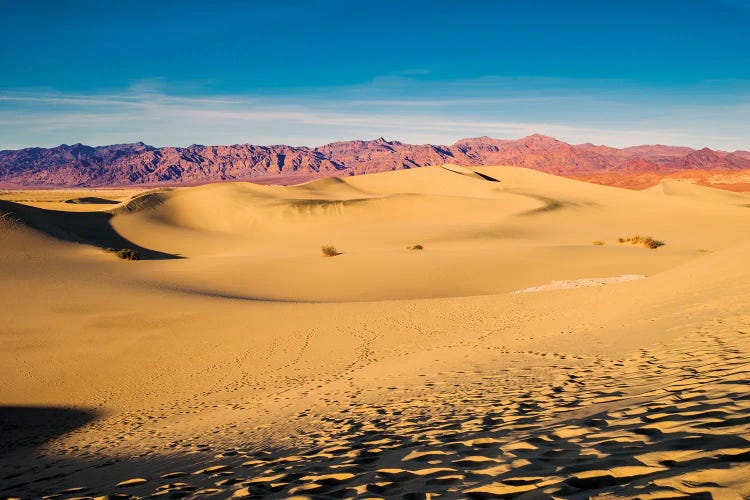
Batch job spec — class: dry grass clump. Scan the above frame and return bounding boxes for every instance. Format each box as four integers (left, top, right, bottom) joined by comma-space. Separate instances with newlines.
0, 212, 19, 231
321, 245, 341, 257
105, 247, 141, 260
116, 248, 140, 260
408, 244, 424, 250
592, 240, 605, 246
617, 235, 665, 249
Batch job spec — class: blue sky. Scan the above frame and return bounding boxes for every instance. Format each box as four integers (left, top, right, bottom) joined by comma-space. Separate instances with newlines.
1, 0, 749, 150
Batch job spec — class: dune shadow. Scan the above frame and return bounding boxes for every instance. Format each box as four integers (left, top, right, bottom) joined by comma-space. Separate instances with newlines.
473, 170, 500, 182
505, 190, 571, 216
0, 406, 99, 459
441, 165, 501, 182
64, 197, 119, 205
0, 406, 107, 497
150, 284, 313, 303
0, 200, 182, 260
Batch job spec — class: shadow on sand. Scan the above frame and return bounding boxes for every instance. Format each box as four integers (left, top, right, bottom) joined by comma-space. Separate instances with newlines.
0, 406, 104, 496
0, 406, 100, 459
64, 197, 119, 205
0, 200, 182, 260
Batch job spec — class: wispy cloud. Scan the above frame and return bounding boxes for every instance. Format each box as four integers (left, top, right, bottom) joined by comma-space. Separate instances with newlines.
1, 78, 749, 150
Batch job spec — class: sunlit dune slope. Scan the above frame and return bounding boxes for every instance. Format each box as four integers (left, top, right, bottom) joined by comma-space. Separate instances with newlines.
2, 165, 750, 497
2, 165, 749, 303
106, 165, 749, 301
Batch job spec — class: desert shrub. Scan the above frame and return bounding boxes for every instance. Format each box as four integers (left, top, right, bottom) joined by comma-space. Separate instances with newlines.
321, 245, 340, 257
618, 235, 665, 249
0, 212, 19, 231
409, 244, 424, 250
115, 248, 140, 260
592, 240, 605, 246
643, 238, 665, 249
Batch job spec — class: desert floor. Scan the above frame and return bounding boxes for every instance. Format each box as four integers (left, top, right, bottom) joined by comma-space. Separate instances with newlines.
1, 165, 750, 499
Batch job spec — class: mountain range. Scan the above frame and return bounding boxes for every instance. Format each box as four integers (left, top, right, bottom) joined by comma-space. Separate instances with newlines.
1, 134, 749, 189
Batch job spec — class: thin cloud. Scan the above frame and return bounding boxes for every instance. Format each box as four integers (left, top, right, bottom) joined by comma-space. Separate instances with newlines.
1, 81, 748, 150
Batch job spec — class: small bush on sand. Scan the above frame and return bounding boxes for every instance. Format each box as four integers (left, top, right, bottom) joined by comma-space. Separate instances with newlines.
644, 239, 665, 249
115, 248, 140, 260
618, 235, 665, 249
321, 245, 340, 257
408, 244, 424, 250
592, 240, 605, 246
0, 212, 20, 231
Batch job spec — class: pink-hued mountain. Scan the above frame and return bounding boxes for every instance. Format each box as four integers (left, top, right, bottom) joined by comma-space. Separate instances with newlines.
1, 134, 749, 189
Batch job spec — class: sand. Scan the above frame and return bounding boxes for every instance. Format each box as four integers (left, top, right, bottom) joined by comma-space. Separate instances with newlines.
512, 275, 647, 293
1, 165, 749, 498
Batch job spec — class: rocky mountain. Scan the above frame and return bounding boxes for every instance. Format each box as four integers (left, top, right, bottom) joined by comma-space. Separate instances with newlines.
1, 135, 749, 188
314, 138, 456, 175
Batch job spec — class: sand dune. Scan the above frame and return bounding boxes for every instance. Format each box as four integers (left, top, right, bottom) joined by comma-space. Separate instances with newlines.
105, 166, 750, 301
656, 178, 750, 207
1, 166, 749, 498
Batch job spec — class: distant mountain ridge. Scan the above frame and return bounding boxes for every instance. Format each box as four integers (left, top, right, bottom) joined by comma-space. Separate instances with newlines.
1, 134, 749, 188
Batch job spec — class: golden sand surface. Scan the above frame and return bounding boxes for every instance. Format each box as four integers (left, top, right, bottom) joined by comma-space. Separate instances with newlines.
1, 165, 749, 498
